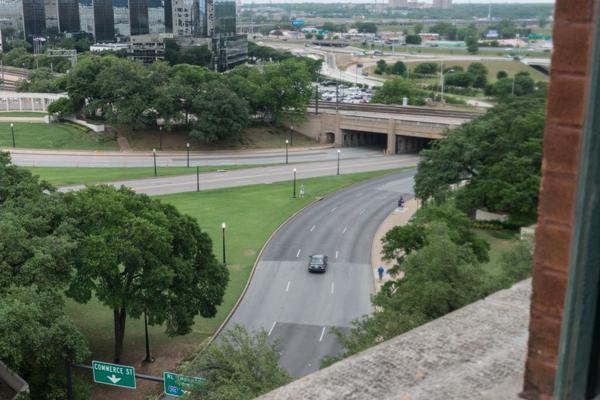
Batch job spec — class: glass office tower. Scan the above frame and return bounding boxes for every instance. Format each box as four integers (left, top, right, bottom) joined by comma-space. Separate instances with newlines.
213, 0, 235, 36
93, 0, 115, 41
58, 0, 81, 32
129, 0, 149, 35
22, 0, 46, 40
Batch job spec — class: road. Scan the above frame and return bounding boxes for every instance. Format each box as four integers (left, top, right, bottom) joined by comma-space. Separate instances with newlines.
8, 147, 383, 168
58, 154, 420, 196
220, 170, 416, 377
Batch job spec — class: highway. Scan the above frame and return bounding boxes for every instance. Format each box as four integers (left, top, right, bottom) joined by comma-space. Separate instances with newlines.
220, 170, 416, 377
58, 154, 420, 196
8, 147, 383, 168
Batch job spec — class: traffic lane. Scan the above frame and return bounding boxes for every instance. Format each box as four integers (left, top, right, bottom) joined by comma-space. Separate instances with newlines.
261, 171, 415, 262
8, 147, 383, 168
58, 156, 420, 196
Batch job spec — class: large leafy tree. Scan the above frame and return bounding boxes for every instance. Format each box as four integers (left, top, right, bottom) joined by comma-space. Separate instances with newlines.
189, 80, 249, 143
64, 185, 229, 362
190, 325, 291, 400
414, 94, 545, 223
0, 286, 90, 400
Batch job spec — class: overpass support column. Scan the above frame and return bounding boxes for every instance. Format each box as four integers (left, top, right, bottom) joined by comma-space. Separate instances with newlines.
386, 119, 396, 155
334, 112, 343, 148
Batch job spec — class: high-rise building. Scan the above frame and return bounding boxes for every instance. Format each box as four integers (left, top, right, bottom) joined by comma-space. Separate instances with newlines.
22, 0, 46, 40
93, 0, 115, 41
128, 0, 149, 35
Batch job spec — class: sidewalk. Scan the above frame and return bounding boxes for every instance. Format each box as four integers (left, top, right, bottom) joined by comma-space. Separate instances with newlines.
371, 198, 419, 292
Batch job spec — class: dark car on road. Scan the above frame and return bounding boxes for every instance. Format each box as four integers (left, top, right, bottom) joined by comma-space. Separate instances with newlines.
308, 254, 328, 273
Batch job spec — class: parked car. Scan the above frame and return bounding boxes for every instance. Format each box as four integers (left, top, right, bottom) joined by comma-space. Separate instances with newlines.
308, 254, 328, 273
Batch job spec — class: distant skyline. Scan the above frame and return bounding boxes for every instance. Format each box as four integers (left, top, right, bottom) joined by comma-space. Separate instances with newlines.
241, 0, 554, 4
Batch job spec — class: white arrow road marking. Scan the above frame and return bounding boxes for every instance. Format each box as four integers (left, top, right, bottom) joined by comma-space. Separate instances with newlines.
310, 225, 316, 232
296, 249, 301, 258
319, 327, 327, 342
268, 321, 277, 336
285, 281, 291, 292
107, 375, 122, 384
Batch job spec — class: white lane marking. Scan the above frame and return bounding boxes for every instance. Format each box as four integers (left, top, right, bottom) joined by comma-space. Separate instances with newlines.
331, 282, 335, 294
285, 281, 291, 292
296, 249, 301, 258
268, 321, 277, 336
310, 225, 316, 232
319, 327, 327, 342
342, 226, 348, 234
335, 250, 339, 259
330, 207, 337, 213
359, 208, 366, 215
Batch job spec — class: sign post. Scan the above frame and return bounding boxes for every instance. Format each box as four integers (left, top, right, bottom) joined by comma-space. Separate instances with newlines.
163, 372, 204, 397
92, 360, 136, 389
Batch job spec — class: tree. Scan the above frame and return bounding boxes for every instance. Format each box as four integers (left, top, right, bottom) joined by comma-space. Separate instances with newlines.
388, 61, 407, 76
65, 185, 229, 362
371, 77, 425, 106
0, 286, 90, 400
467, 62, 488, 88
189, 325, 291, 400
414, 94, 545, 223
414, 62, 439, 75
374, 59, 387, 75
189, 80, 249, 143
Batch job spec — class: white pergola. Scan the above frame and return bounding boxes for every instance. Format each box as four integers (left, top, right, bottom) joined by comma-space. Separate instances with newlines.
0, 91, 67, 112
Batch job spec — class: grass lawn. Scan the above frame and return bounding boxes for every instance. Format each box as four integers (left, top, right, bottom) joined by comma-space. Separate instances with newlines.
26, 164, 266, 186
0, 111, 48, 117
475, 229, 520, 279
0, 122, 118, 150
64, 168, 409, 376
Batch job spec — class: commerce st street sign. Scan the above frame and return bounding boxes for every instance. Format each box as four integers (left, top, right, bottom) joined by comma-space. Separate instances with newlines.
163, 371, 204, 397
92, 360, 136, 389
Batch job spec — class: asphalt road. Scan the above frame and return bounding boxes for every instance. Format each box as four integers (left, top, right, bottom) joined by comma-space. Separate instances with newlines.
220, 170, 416, 377
58, 154, 420, 196
8, 147, 383, 168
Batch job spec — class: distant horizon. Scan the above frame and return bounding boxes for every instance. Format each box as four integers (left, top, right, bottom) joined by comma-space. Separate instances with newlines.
241, 0, 554, 4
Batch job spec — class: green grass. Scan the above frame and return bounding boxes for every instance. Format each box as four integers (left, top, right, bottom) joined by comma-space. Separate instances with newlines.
64, 168, 410, 361
26, 165, 266, 186
475, 229, 519, 277
0, 111, 48, 117
0, 122, 118, 150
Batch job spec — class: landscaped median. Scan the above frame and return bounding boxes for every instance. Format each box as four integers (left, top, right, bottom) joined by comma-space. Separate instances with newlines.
63, 167, 413, 398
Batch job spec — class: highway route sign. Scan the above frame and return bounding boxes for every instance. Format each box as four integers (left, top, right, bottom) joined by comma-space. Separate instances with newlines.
163, 371, 204, 397
92, 360, 136, 389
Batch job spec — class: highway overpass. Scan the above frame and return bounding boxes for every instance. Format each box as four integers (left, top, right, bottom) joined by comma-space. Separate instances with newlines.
294, 102, 482, 154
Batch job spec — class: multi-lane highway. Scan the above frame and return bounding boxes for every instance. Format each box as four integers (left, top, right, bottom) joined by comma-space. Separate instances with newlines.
58, 154, 419, 196
220, 170, 415, 377
8, 147, 383, 168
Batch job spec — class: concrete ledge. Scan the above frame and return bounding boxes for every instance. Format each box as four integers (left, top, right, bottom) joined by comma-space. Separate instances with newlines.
260, 280, 530, 400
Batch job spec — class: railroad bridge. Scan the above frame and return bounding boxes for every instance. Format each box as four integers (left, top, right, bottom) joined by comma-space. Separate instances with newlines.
294, 102, 482, 154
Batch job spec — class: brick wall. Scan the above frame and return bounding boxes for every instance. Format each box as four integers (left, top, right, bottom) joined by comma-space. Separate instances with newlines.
522, 1, 598, 398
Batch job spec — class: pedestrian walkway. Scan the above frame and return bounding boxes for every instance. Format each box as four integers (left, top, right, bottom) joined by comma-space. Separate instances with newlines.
371, 198, 419, 292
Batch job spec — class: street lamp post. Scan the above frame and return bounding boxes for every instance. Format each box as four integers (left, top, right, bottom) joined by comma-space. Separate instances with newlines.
221, 222, 226, 265
292, 168, 297, 198
152, 148, 157, 177
337, 149, 341, 175
186, 142, 190, 168
285, 139, 289, 164
10, 123, 15, 148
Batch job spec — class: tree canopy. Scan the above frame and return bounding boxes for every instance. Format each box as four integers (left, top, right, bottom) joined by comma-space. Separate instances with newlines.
414, 93, 546, 223
64, 185, 229, 361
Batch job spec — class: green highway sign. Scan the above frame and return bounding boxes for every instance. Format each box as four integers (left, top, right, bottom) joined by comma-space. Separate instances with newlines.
163, 371, 204, 397
92, 360, 136, 389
